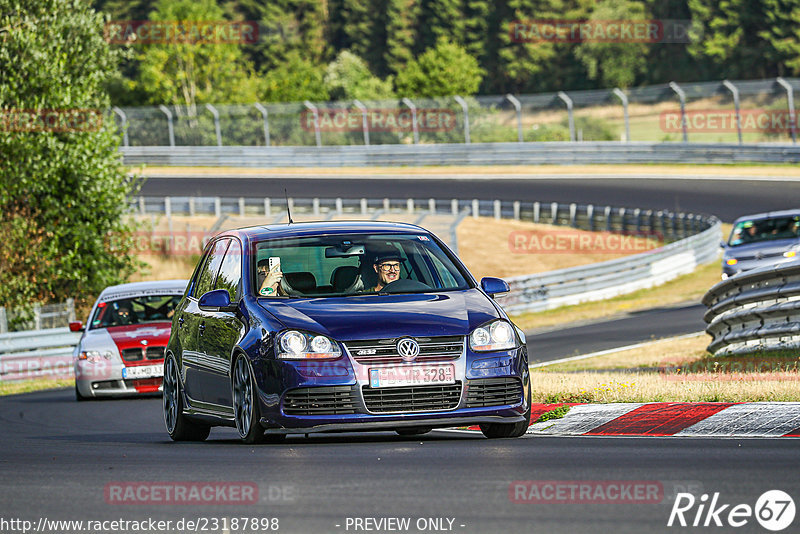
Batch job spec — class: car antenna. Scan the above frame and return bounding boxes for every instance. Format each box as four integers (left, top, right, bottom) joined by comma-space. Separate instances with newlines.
284, 188, 293, 224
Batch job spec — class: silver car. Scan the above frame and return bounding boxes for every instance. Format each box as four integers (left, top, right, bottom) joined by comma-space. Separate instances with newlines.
71, 280, 187, 400
721, 210, 800, 279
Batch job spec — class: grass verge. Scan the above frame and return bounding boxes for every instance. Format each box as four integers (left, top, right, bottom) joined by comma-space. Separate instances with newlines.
0, 378, 73, 396
532, 334, 800, 403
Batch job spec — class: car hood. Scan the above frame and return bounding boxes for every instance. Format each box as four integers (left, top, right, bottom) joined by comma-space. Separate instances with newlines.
726, 238, 799, 257
105, 323, 172, 351
259, 289, 500, 341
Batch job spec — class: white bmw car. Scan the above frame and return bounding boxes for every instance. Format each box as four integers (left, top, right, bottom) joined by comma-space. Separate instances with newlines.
71, 280, 187, 400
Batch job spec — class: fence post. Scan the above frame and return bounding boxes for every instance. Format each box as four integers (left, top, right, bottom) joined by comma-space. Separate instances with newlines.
454, 96, 470, 144
472, 199, 479, 218
604, 206, 612, 231
384, 198, 390, 212
513, 201, 520, 220
0, 307, 6, 334
722, 80, 742, 145
112, 107, 129, 147
164, 197, 172, 218
619, 207, 627, 232
611, 89, 630, 142
264, 197, 271, 217
336, 198, 343, 216
312, 198, 320, 216
550, 202, 559, 224
139, 197, 146, 215
189, 197, 195, 216
776, 77, 797, 144
505, 94, 523, 142
238, 197, 245, 217
66, 298, 76, 322
353, 100, 370, 146
34, 304, 41, 331
557, 92, 575, 142
361, 198, 368, 215
158, 105, 175, 147
533, 202, 540, 223
429, 198, 436, 214
205, 104, 222, 147
254, 103, 270, 146
303, 101, 322, 147
407, 198, 415, 215
493, 200, 501, 220
401, 98, 419, 144
587, 204, 594, 231
451, 199, 458, 216
214, 197, 221, 218
569, 203, 577, 227
668, 82, 688, 142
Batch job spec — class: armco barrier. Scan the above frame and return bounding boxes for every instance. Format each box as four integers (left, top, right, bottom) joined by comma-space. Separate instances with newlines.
119, 142, 800, 167
703, 261, 800, 356
0, 327, 80, 381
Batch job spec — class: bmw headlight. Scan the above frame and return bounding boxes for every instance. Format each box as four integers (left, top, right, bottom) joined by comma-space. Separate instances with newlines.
277, 330, 341, 360
469, 320, 517, 352
78, 350, 113, 363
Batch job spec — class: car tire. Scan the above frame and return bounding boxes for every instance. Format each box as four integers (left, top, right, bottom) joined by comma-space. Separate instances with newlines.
395, 427, 432, 436
232, 355, 285, 444
163, 355, 210, 442
479, 379, 532, 439
74, 382, 88, 402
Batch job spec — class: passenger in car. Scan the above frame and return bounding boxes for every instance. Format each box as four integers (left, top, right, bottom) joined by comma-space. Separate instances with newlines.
258, 258, 284, 296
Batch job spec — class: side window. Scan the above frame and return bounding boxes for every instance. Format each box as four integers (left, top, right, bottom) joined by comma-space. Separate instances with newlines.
215, 240, 242, 301
193, 239, 230, 298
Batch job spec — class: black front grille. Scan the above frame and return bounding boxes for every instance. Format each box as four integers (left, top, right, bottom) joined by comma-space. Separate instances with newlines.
345, 336, 464, 365
466, 377, 523, 408
362, 382, 462, 413
121, 346, 165, 362
283, 386, 357, 415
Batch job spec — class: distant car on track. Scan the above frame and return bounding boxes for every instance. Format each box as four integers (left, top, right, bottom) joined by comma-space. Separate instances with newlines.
721, 210, 800, 279
162, 221, 531, 443
71, 280, 188, 400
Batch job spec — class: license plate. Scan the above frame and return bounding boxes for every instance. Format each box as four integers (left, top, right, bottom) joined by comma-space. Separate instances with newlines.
369, 364, 455, 388
122, 364, 163, 379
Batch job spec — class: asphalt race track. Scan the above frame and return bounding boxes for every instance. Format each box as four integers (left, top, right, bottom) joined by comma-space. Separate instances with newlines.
139, 175, 800, 222
525, 303, 706, 364
2, 389, 799, 534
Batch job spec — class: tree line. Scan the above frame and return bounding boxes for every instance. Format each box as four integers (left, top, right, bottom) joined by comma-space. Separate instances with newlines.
95, 0, 800, 109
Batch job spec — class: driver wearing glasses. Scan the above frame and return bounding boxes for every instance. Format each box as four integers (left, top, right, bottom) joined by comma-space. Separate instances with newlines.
370, 251, 403, 292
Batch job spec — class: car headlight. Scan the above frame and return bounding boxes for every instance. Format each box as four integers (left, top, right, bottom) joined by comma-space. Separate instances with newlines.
726, 258, 738, 265
277, 330, 341, 360
784, 250, 797, 258
469, 320, 517, 352
78, 350, 113, 363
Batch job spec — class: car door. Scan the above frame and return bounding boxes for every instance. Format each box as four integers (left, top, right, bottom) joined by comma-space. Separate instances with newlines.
196, 238, 244, 407
182, 238, 229, 405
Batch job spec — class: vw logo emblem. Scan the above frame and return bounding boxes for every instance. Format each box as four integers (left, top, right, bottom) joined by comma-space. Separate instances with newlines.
397, 338, 420, 362
140, 339, 148, 346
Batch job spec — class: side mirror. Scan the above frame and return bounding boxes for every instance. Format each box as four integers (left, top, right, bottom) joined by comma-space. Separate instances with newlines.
198, 289, 237, 312
68, 321, 84, 332
719, 240, 727, 249
480, 277, 509, 298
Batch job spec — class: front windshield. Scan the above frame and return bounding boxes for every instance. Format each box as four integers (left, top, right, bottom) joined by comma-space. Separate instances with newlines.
253, 233, 470, 297
89, 295, 183, 329
728, 215, 800, 247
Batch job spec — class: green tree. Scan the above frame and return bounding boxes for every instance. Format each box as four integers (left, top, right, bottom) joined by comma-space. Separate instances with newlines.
260, 51, 330, 102
395, 38, 484, 97
136, 0, 260, 111
687, 0, 776, 79
324, 50, 395, 101
574, 0, 649, 88
760, 0, 800, 76
0, 0, 140, 314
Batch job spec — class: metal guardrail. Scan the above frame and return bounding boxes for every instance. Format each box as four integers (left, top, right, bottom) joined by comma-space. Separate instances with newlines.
120, 142, 800, 167
0, 327, 80, 381
137, 195, 721, 316
703, 261, 800, 356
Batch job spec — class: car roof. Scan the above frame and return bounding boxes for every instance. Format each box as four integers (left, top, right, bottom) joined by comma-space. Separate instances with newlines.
97, 279, 188, 302
217, 221, 432, 241
732, 209, 800, 224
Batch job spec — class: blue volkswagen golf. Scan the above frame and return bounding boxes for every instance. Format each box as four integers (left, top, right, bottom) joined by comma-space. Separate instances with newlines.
163, 221, 531, 443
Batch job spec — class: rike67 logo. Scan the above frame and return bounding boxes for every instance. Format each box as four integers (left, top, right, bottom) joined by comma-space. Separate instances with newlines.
668, 490, 795, 531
